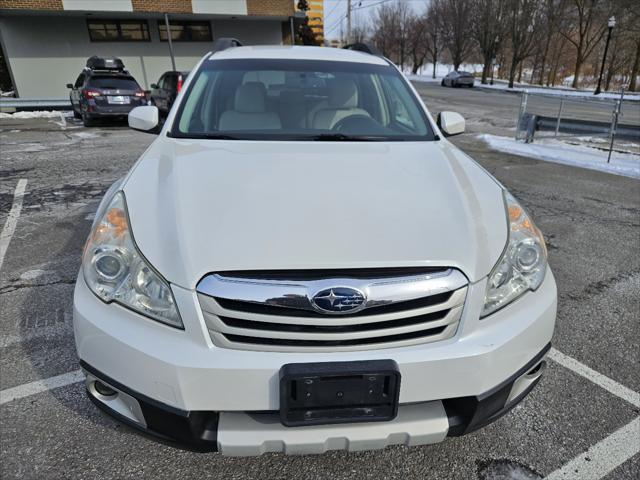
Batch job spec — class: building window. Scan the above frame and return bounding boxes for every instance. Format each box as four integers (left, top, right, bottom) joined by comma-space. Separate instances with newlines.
158, 21, 212, 42
87, 20, 150, 42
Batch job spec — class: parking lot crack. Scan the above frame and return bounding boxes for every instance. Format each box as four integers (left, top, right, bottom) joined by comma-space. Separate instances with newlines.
0, 278, 76, 295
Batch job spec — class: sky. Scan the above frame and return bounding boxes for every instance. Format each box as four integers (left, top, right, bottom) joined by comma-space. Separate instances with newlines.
323, 0, 430, 40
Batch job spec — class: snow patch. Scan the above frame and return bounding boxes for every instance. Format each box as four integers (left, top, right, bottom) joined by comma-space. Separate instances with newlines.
20, 269, 55, 281
72, 131, 100, 139
478, 134, 640, 179
0, 110, 74, 119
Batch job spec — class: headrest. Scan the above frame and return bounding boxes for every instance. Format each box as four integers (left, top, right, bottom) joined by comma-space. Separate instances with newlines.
235, 82, 267, 113
328, 78, 358, 108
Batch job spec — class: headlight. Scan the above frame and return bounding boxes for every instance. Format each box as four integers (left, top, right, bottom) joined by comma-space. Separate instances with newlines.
82, 191, 183, 328
482, 191, 547, 317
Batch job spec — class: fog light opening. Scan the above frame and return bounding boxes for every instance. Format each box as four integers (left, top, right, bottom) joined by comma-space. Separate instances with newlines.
526, 360, 546, 378
94, 380, 117, 397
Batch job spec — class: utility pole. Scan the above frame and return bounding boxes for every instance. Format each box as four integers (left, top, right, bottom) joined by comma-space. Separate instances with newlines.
346, 0, 351, 45
164, 13, 176, 72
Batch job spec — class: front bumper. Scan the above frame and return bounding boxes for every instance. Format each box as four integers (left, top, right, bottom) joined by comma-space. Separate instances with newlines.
81, 343, 548, 454
73, 270, 556, 454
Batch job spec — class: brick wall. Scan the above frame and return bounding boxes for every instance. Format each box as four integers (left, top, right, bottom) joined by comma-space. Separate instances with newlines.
0, 0, 63, 9
247, 0, 293, 17
131, 0, 192, 13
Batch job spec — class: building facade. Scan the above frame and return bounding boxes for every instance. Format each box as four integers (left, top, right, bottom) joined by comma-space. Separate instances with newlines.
0, 0, 295, 99
305, 0, 323, 44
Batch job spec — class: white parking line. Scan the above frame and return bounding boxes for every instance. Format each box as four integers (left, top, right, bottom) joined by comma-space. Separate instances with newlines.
0, 178, 28, 272
548, 347, 640, 408
545, 417, 640, 480
546, 348, 640, 479
0, 370, 83, 405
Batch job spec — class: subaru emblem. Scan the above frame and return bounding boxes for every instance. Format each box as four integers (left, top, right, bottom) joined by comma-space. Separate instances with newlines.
311, 287, 366, 314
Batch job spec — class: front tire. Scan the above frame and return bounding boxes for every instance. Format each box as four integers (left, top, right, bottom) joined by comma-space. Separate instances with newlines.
441, 79, 445, 87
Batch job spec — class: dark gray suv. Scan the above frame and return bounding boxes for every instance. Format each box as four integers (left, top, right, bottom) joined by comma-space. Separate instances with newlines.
67, 57, 147, 127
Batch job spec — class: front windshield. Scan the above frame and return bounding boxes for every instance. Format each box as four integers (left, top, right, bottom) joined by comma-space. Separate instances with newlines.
171, 58, 436, 141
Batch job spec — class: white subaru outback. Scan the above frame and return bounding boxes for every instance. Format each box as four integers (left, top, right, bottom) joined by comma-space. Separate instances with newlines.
73, 40, 557, 455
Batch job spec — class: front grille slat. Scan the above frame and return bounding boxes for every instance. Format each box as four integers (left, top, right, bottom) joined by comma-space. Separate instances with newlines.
218, 309, 449, 334
196, 268, 468, 352
222, 326, 450, 348
213, 291, 453, 318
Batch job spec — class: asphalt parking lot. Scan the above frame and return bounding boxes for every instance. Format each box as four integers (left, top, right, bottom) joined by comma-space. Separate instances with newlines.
1, 85, 639, 479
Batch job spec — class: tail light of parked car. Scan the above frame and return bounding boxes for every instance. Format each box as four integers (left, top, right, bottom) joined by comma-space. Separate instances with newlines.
84, 89, 101, 99
177, 75, 184, 93
134, 91, 146, 98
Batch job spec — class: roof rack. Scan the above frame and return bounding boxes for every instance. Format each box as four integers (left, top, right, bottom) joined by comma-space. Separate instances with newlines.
212, 37, 243, 53
343, 43, 382, 57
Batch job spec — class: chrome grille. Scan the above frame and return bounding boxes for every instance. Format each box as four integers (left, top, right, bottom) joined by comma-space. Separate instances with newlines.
196, 268, 468, 352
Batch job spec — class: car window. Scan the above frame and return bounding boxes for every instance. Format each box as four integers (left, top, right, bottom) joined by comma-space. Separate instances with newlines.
74, 74, 85, 88
172, 59, 435, 141
156, 74, 166, 89
381, 76, 418, 130
164, 74, 177, 91
87, 76, 140, 90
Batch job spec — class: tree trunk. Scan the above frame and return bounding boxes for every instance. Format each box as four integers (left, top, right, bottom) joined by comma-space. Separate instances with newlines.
481, 52, 492, 84
538, 34, 552, 85
431, 48, 438, 79
572, 50, 583, 88
604, 52, 616, 92
629, 41, 640, 92
508, 57, 519, 88
517, 61, 524, 83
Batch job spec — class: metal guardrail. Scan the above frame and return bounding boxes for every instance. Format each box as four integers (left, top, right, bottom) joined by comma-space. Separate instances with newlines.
515, 88, 636, 163
0, 98, 71, 109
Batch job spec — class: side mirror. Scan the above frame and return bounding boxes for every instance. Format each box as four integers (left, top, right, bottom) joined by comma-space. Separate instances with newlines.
66, 83, 73, 89
150, 83, 158, 89
437, 111, 465, 136
128, 106, 159, 134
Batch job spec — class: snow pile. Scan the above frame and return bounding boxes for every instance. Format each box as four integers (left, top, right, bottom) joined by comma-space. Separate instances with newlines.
0, 110, 73, 119
478, 134, 640, 179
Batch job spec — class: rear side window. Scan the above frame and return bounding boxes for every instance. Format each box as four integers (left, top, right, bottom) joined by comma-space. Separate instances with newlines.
74, 74, 85, 88
163, 74, 177, 91
88, 76, 140, 90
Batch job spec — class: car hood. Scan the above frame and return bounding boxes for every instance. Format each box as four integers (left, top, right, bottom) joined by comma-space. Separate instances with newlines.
123, 138, 507, 289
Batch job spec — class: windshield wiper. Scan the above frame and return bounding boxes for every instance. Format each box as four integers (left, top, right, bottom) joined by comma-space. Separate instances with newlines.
200, 133, 242, 140
307, 133, 386, 142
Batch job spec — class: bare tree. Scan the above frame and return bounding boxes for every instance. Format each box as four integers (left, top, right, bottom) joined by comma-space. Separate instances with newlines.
533, 0, 561, 85
471, 0, 508, 84
424, 2, 445, 78
407, 14, 429, 74
434, 0, 475, 71
506, 0, 541, 88
556, 0, 611, 88
396, 1, 413, 71
370, 3, 400, 59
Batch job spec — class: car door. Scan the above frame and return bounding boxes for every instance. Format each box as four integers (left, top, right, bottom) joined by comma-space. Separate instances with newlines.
151, 74, 165, 110
163, 74, 178, 112
71, 73, 85, 110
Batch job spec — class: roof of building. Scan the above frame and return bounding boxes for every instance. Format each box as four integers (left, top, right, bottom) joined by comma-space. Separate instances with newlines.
207, 45, 388, 66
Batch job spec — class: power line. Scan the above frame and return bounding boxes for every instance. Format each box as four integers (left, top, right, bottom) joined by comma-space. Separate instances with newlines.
352, 0, 394, 11
325, 12, 348, 36
326, 0, 343, 19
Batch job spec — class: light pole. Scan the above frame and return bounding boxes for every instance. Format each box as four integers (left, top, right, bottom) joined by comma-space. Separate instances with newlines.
595, 16, 615, 95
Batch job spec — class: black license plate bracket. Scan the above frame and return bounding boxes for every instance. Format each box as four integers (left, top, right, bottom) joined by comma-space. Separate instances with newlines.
279, 360, 401, 427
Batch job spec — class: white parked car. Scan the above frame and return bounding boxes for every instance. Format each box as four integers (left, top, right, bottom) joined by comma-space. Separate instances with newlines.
74, 40, 556, 455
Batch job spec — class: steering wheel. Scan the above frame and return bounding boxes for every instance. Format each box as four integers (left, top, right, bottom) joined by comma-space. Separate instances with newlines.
332, 114, 373, 132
